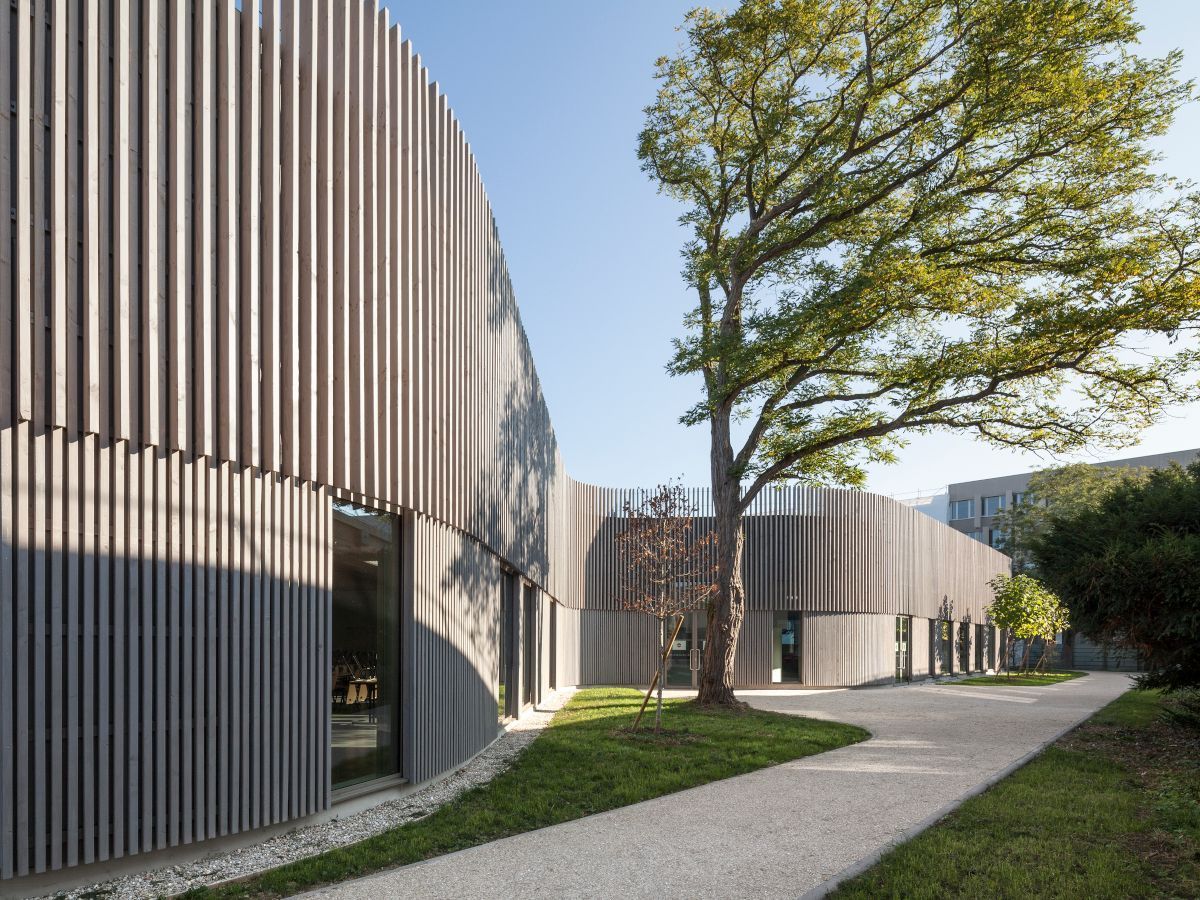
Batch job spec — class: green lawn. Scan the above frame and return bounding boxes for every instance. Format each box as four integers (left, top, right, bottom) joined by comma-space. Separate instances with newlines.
953, 670, 1087, 687
186, 687, 866, 899
832, 689, 1200, 899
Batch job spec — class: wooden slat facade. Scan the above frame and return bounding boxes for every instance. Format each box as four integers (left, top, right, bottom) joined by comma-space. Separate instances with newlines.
0, 0, 1011, 883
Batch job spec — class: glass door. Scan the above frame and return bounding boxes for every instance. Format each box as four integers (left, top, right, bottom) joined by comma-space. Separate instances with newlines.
331, 500, 400, 790
665, 616, 694, 687
895, 616, 911, 682
772, 611, 801, 683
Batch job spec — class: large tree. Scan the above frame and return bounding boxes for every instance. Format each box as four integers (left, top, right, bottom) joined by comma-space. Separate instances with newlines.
1033, 463, 1200, 690
639, 0, 1200, 705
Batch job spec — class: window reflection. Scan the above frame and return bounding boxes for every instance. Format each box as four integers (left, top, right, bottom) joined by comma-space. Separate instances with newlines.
772, 611, 801, 683
331, 500, 399, 790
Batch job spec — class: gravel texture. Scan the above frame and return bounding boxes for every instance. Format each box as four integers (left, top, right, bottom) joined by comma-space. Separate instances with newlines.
310, 673, 1132, 900
38, 688, 575, 900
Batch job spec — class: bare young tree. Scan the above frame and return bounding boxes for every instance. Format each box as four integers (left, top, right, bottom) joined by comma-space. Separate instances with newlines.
615, 483, 719, 730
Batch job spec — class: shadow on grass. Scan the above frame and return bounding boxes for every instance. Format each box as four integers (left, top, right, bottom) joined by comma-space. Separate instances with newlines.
186, 687, 866, 899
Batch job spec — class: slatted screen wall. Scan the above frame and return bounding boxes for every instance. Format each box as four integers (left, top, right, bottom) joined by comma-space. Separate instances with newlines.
0, 0, 1012, 883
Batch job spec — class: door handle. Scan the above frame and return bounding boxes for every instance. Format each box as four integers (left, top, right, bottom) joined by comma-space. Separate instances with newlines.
689, 648, 700, 671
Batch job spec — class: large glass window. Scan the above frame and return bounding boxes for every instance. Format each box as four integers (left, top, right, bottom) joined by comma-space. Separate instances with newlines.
523, 583, 538, 706
937, 619, 953, 675
982, 495, 1005, 517
771, 612, 801, 683
949, 499, 974, 520
331, 500, 400, 790
498, 575, 514, 721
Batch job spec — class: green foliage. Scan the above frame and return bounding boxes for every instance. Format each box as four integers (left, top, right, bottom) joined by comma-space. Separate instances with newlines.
185, 689, 865, 898
833, 689, 1200, 899
1033, 462, 1200, 690
955, 670, 1085, 686
994, 462, 1153, 570
639, 0, 1200, 497
987, 573, 1069, 644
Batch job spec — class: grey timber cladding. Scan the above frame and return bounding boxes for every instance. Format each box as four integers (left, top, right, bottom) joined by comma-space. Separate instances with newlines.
569, 485, 1008, 624
0, 0, 1011, 882
0, 0, 572, 878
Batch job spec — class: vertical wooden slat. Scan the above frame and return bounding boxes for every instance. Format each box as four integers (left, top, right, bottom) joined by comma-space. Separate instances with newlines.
179, 451, 193, 846
64, 408, 80, 870
296, 0, 317, 483
191, 456, 205, 842
94, 437, 109, 861
0, 425, 13, 880
0, 0, 11, 432
50, 0, 69, 429
14, 2, 33, 424
261, 0, 280, 475
239, 465, 251, 830
154, 446, 167, 849
239, 0, 261, 468
215, 0, 237, 463
205, 459, 218, 839
110, 440, 126, 860
48, 427, 64, 869
280, 0, 300, 479
112, 0, 131, 441
193, 0, 214, 458
166, 0, 187, 450
139, 0, 160, 447
332, 0, 349, 490
347, 0, 363, 495
360, 0, 376, 499
315, 0, 333, 488
124, 445, 140, 854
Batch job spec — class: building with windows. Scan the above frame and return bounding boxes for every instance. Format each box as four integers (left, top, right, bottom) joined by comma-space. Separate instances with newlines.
943, 448, 1200, 549
0, 0, 1008, 889
903, 448, 1200, 672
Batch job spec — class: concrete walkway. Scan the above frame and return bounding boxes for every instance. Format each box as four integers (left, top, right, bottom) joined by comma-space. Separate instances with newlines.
308, 672, 1132, 900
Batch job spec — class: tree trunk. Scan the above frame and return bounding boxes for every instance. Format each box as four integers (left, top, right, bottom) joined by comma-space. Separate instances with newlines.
697, 410, 746, 708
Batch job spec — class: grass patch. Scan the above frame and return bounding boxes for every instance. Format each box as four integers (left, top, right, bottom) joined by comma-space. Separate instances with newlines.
832, 689, 1200, 899
953, 670, 1087, 687
187, 687, 866, 899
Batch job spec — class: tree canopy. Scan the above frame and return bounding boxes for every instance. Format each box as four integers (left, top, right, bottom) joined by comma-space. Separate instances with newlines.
994, 462, 1153, 570
1033, 463, 1200, 690
641, 0, 1200, 498
986, 573, 1070, 671
639, 0, 1200, 705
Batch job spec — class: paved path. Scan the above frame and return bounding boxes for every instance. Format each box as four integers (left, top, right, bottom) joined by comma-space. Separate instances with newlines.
308, 672, 1131, 900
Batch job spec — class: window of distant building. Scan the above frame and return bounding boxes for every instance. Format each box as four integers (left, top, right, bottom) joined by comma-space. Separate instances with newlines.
969, 529, 985, 543
1012, 491, 1029, 506
950, 499, 974, 520
989, 529, 1006, 550
982, 495, 1004, 517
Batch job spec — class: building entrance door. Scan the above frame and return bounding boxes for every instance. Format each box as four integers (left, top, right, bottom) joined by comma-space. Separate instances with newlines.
895, 616, 911, 682
664, 613, 705, 688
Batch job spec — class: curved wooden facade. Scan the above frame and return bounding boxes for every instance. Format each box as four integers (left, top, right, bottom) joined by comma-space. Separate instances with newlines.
0, 0, 1009, 884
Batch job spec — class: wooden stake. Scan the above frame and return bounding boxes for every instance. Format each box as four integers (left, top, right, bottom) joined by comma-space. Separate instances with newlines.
632, 615, 686, 731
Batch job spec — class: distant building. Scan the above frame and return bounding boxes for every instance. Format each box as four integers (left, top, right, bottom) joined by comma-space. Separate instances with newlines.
943, 447, 1200, 549
900, 447, 1200, 674
894, 489, 949, 524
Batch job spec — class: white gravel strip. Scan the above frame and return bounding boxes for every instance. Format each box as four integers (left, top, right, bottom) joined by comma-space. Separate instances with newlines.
39, 688, 575, 900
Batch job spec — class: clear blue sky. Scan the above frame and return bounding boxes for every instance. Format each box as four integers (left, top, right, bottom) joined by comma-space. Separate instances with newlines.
383, 0, 1200, 495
